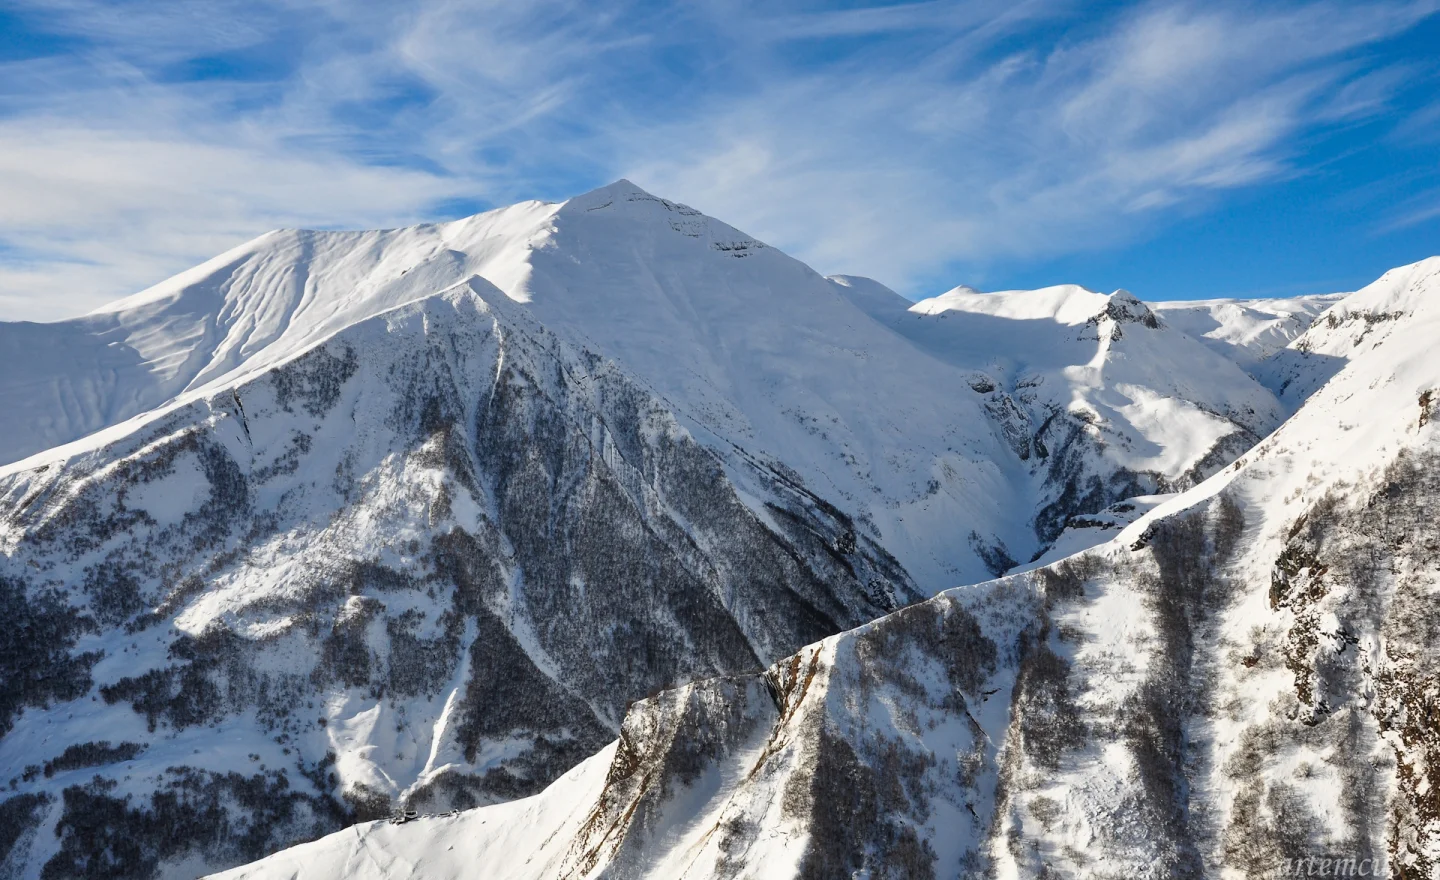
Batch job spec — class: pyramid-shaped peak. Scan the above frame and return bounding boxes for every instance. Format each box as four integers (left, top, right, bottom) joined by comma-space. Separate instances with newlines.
563, 178, 695, 214
553, 178, 772, 261
579, 178, 652, 199
597, 177, 649, 195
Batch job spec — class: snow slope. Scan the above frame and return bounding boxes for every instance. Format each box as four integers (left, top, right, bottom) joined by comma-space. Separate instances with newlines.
217, 256, 1440, 878
1257, 259, 1440, 406
211, 743, 619, 880
0, 198, 555, 470
1151, 292, 1345, 375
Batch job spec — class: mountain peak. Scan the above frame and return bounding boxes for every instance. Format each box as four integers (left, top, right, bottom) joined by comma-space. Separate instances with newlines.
563, 178, 676, 212
550, 178, 773, 265
1096, 288, 1160, 328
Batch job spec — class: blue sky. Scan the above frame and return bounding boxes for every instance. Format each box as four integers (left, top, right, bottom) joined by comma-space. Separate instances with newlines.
0, 0, 1437, 320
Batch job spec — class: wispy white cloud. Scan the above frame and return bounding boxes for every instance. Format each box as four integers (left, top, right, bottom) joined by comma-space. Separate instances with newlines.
627, 1, 1439, 289
755, 0, 1041, 40
0, 0, 1434, 320
1374, 184, 1440, 231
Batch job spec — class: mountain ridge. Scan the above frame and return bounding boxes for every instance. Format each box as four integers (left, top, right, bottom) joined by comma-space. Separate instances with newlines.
1, 179, 1301, 588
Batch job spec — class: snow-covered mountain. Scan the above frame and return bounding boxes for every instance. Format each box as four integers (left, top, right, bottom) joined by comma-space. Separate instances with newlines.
838, 278, 1289, 547
0, 276, 922, 878
1151, 293, 1346, 376
0, 180, 1354, 878
2, 181, 1300, 588
217, 258, 1440, 879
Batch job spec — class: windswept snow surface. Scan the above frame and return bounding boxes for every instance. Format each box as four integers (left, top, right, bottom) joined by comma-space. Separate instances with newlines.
219, 256, 1440, 879
0, 198, 558, 471
1257, 259, 1440, 407
210, 743, 619, 880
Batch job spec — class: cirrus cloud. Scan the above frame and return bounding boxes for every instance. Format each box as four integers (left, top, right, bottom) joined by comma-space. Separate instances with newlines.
0, 0, 1435, 320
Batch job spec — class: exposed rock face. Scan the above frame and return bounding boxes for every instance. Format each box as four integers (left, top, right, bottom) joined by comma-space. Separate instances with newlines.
0, 281, 916, 878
